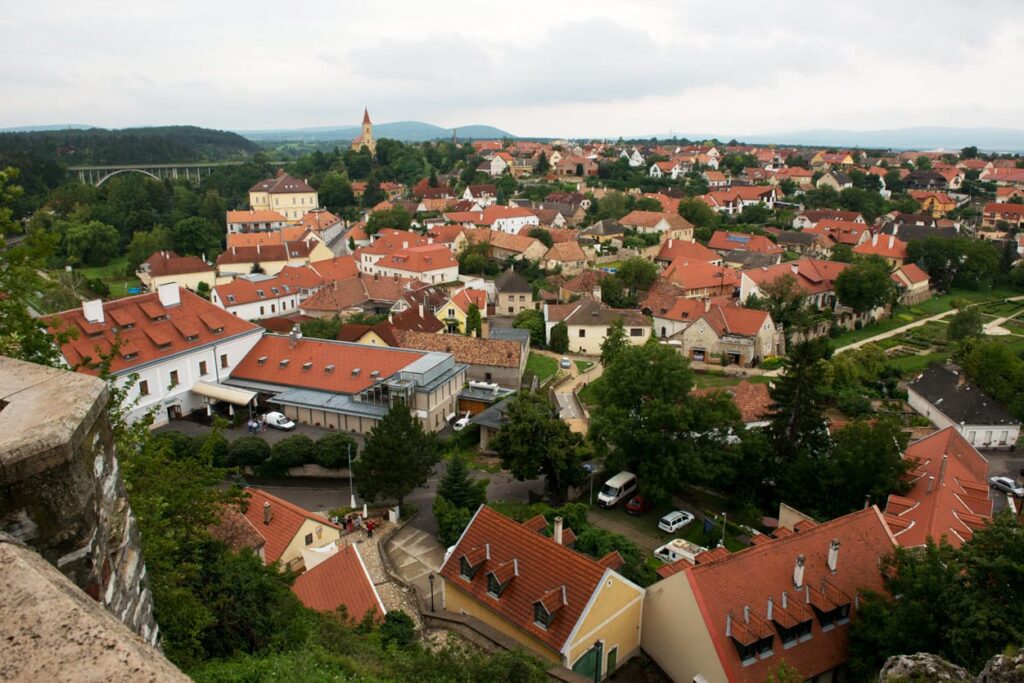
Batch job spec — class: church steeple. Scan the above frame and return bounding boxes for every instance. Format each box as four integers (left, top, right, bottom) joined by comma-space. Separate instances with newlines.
362, 107, 371, 126
352, 106, 376, 156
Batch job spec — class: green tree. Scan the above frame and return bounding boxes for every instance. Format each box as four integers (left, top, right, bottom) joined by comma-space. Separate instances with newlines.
491, 392, 585, 500
831, 243, 853, 263
365, 207, 412, 236
437, 453, 487, 510
172, 216, 222, 257
0, 166, 25, 235
313, 431, 359, 469
549, 321, 569, 353
834, 256, 897, 313
535, 151, 550, 174
600, 318, 629, 367
527, 227, 553, 248
745, 273, 814, 336
362, 174, 385, 207
354, 403, 439, 507
465, 303, 483, 337
513, 308, 545, 347
259, 434, 314, 476
955, 338, 1024, 420
817, 419, 910, 518
318, 170, 355, 213
62, 219, 121, 266
614, 257, 658, 296
947, 306, 984, 342
0, 231, 66, 366
227, 435, 271, 467
434, 495, 473, 547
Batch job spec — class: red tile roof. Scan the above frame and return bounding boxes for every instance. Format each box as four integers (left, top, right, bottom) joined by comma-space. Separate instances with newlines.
656, 296, 706, 323
440, 506, 626, 654
213, 267, 324, 306
226, 209, 288, 224
708, 231, 783, 255
701, 304, 771, 337
450, 288, 488, 314
853, 235, 908, 259
661, 260, 741, 292
619, 211, 692, 232
544, 241, 586, 263
671, 507, 896, 683
694, 380, 774, 424
743, 259, 849, 296
892, 263, 929, 286
395, 330, 522, 368
657, 239, 720, 264
310, 255, 359, 283
884, 427, 991, 548
229, 334, 426, 395
336, 321, 400, 347
45, 288, 259, 375
291, 544, 385, 620
139, 251, 212, 277
296, 209, 342, 232
299, 275, 419, 314
241, 488, 341, 565
379, 244, 458, 274
216, 241, 318, 266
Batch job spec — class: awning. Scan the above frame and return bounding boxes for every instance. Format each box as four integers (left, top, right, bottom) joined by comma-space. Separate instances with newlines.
192, 382, 257, 406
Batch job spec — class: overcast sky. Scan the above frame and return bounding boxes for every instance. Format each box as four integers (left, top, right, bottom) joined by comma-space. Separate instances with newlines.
3, 0, 1023, 138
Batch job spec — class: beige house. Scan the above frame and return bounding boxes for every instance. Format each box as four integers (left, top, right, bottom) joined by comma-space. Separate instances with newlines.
249, 170, 319, 221
136, 251, 215, 293
680, 305, 782, 366
237, 488, 342, 573
494, 270, 536, 316
891, 263, 931, 305
440, 506, 644, 679
215, 240, 335, 277
543, 241, 587, 275
544, 299, 651, 356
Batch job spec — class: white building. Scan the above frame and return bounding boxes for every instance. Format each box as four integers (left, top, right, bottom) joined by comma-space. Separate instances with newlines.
211, 266, 325, 321
46, 283, 264, 427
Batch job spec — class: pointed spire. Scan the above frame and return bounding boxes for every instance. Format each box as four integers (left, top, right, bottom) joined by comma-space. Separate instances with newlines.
363, 107, 371, 125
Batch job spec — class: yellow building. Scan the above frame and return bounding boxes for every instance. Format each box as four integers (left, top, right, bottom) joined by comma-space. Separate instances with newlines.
437, 288, 488, 334
439, 506, 645, 680
136, 251, 215, 293
249, 170, 319, 221
351, 108, 377, 156
238, 488, 342, 573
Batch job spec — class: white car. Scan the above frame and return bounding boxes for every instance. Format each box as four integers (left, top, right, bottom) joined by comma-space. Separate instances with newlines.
264, 411, 296, 431
452, 411, 472, 431
989, 476, 1024, 498
560, 357, 571, 369
658, 510, 695, 534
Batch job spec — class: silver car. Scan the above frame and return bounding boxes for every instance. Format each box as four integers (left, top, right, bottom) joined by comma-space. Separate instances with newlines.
658, 510, 695, 533
989, 476, 1024, 498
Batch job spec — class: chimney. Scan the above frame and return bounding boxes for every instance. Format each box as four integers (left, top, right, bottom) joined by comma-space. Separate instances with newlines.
554, 516, 564, 545
939, 454, 948, 485
872, 233, 879, 246
157, 282, 181, 307
82, 299, 105, 324
793, 554, 805, 588
263, 501, 272, 525
766, 596, 774, 621
289, 324, 302, 348
668, 238, 673, 249
418, 302, 425, 318
704, 298, 711, 312
403, 241, 409, 249
864, 493, 871, 509
781, 591, 788, 609
790, 263, 798, 274
827, 539, 840, 572
888, 235, 895, 249
927, 475, 936, 494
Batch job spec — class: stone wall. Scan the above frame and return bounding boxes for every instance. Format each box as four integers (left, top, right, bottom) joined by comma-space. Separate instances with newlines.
0, 356, 158, 645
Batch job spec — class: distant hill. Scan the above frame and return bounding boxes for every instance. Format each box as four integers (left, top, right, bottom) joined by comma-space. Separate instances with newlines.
238, 120, 513, 143
0, 125, 261, 165
0, 124, 93, 133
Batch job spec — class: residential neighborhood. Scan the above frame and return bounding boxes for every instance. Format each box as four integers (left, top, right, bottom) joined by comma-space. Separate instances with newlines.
4, 7, 1024, 679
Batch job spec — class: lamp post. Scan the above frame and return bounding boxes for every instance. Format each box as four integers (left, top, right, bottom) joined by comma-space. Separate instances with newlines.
593, 640, 603, 683
347, 442, 356, 509
428, 572, 435, 612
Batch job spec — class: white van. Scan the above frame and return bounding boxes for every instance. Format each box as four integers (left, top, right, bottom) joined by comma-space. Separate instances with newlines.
596, 471, 637, 508
653, 538, 707, 565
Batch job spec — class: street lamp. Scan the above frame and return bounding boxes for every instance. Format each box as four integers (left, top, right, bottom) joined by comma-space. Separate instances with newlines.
347, 442, 356, 509
428, 572, 435, 612
593, 640, 603, 683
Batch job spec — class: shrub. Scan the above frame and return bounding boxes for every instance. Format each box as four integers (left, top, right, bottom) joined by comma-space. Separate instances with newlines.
854, 319, 863, 330
228, 436, 271, 467
313, 432, 358, 469
837, 388, 872, 417
379, 611, 416, 647
760, 356, 783, 370
433, 496, 473, 547
258, 434, 315, 476
828, 324, 842, 338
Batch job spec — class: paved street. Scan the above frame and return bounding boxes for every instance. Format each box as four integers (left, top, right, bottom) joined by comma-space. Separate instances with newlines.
981, 448, 1024, 512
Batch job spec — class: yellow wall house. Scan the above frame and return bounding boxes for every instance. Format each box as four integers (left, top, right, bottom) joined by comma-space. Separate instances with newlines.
239, 488, 342, 573
439, 506, 644, 680
437, 288, 489, 334
136, 251, 215, 293
249, 170, 320, 221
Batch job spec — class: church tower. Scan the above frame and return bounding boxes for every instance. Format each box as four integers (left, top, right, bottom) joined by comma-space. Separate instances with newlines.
351, 107, 376, 156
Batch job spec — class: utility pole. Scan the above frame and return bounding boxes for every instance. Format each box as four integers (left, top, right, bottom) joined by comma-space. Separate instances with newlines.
347, 442, 356, 509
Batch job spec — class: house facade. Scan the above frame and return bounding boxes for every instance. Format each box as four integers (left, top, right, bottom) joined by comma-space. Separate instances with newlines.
544, 299, 652, 356
249, 170, 319, 221
494, 270, 536, 316
679, 305, 782, 366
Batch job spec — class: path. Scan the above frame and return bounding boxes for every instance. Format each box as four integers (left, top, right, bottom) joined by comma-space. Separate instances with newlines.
834, 294, 1024, 355
983, 307, 1024, 336
342, 523, 422, 626
385, 525, 447, 612
530, 348, 604, 433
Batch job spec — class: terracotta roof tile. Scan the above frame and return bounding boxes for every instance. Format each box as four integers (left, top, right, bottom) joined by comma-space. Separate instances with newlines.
395, 330, 521, 368
226, 209, 288, 223
709, 231, 782, 255
291, 544, 385, 620
694, 380, 775, 423
139, 251, 212, 278
241, 488, 340, 565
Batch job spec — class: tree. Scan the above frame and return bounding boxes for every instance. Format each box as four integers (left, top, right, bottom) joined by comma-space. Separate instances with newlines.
312, 431, 358, 469
318, 170, 355, 213
834, 256, 897, 313
362, 174, 385, 207
365, 207, 412, 236
465, 303, 483, 337
172, 216, 221, 257
678, 197, 719, 234
955, 338, 1024, 420
614, 257, 658, 295
354, 403, 439, 508
491, 392, 585, 500
0, 231, 69, 366
380, 610, 417, 648
61, 219, 121, 266
947, 306, 983, 342
535, 151, 550, 174
513, 308, 545, 347
768, 338, 833, 486
915, 155, 933, 170
126, 225, 174, 272
437, 453, 487, 510
600, 318, 629, 367
831, 243, 853, 263
0, 166, 25, 236
527, 227, 553, 248
746, 273, 814, 336
549, 321, 569, 353
816, 419, 909, 518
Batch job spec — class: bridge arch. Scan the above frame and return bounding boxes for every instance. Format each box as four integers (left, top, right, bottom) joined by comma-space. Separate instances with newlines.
94, 168, 162, 187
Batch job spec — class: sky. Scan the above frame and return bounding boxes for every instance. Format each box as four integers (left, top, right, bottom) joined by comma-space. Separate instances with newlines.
4, 0, 1024, 138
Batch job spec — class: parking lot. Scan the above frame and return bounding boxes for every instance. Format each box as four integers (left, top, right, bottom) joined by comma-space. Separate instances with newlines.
981, 448, 1024, 512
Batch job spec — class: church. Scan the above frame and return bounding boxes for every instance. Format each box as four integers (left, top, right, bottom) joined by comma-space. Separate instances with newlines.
350, 108, 376, 156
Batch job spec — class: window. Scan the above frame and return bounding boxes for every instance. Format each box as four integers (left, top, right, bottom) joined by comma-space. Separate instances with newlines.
259, 306, 265, 315
578, 329, 585, 338
139, 380, 149, 397
169, 370, 179, 387
304, 533, 313, 546
220, 354, 229, 369
487, 573, 508, 598
459, 557, 482, 581
519, 295, 526, 302
630, 328, 643, 337
533, 603, 554, 629
199, 360, 208, 375
485, 372, 493, 382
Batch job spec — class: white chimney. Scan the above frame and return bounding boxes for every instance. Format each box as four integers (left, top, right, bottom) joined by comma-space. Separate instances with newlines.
927, 475, 936, 493
554, 516, 563, 545
263, 501, 272, 525
790, 264, 798, 274
157, 282, 181, 307
827, 539, 840, 572
872, 233, 879, 246
888, 235, 895, 249
403, 240, 409, 249
82, 299, 104, 324
793, 554, 805, 588
939, 454, 948, 485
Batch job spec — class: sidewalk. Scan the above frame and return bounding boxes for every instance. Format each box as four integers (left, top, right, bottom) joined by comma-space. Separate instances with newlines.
385, 525, 447, 612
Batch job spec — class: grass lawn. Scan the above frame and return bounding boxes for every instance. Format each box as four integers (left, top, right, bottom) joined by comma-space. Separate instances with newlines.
588, 502, 748, 552
574, 360, 594, 373
887, 350, 950, 374
525, 352, 558, 382
577, 375, 605, 406
76, 256, 143, 298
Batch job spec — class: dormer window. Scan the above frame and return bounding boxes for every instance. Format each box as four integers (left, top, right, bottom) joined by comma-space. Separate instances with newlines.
459, 556, 481, 581
280, 359, 290, 368
257, 289, 265, 298
257, 355, 268, 365
227, 295, 236, 303
534, 603, 554, 629
487, 573, 508, 598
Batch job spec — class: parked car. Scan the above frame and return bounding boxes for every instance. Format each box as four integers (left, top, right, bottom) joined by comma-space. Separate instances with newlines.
653, 538, 706, 565
452, 411, 472, 431
597, 471, 638, 508
989, 475, 1024, 498
264, 411, 295, 431
658, 510, 695, 533
560, 357, 571, 369
625, 494, 653, 515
